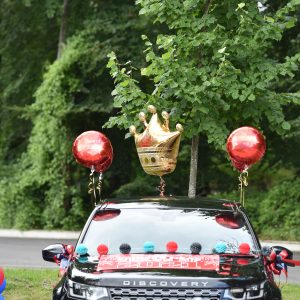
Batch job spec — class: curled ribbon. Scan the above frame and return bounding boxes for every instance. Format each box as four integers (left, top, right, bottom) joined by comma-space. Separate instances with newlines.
268, 250, 288, 277
267, 249, 300, 279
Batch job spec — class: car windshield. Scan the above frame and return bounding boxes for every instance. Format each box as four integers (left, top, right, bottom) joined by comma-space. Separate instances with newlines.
81, 207, 258, 257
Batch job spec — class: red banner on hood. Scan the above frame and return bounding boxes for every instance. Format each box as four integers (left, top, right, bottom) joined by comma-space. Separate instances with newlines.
97, 254, 219, 272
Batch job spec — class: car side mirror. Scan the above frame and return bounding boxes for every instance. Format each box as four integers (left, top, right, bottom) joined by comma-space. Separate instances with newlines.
42, 244, 65, 263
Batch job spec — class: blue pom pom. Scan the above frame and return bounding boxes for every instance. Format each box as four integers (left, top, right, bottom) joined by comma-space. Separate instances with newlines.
0, 294, 5, 300
0, 279, 6, 294
76, 244, 88, 256
215, 242, 227, 254
143, 241, 155, 253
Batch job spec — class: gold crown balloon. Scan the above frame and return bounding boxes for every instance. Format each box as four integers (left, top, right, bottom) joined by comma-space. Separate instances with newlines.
129, 105, 183, 182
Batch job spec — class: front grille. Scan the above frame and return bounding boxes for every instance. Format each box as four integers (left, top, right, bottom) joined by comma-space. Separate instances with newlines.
109, 287, 223, 300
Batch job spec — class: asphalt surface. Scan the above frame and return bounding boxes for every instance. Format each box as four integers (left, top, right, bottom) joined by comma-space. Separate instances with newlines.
0, 237, 77, 268
0, 237, 299, 284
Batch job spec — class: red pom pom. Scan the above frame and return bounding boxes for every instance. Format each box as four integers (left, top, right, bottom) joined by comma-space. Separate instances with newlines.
166, 241, 178, 253
97, 244, 109, 255
239, 243, 250, 254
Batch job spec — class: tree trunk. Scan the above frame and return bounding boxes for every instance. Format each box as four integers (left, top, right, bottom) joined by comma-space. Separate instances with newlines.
57, 0, 69, 59
188, 135, 199, 198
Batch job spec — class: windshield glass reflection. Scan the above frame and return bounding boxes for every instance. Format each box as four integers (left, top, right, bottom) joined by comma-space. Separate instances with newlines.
82, 208, 257, 256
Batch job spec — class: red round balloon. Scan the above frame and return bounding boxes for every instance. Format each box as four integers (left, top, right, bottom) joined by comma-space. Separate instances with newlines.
73, 131, 113, 172
97, 244, 109, 255
231, 159, 247, 173
239, 243, 250, 254
226, 126, 266, 171
0, 268, 4, 285
166, 241, 178, 253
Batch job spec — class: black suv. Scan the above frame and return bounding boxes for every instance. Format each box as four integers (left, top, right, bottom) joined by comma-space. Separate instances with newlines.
43, 197, 287, 300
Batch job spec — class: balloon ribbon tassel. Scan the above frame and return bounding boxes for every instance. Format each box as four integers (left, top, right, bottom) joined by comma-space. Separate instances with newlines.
88, 168, 104, 207
238, 170, 248, 206
88, 167, 97, 206
97, 172, 103, 204
158, 176, 166, 197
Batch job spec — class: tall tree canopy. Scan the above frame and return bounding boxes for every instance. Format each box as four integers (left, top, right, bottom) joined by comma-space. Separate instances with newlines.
107, 0, 300, 143
106, 0, 300, 198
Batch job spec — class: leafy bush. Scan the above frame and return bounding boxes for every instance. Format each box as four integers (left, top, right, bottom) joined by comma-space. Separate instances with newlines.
215, 179, 300, 241
258, 179, 300, 240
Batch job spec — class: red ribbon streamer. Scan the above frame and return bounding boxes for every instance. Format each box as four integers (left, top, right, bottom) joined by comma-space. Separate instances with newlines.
268, 250, 300, 278
282, 258, 300, 267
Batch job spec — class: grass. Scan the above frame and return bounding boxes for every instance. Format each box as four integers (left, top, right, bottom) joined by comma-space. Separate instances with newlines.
2, 268, 300, 299
3, 269, 58, 300
281, 284, 300, 300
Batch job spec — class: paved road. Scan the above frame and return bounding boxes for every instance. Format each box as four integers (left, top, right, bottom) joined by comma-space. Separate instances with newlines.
0, 237, 299, 284
0, 237, 77, 268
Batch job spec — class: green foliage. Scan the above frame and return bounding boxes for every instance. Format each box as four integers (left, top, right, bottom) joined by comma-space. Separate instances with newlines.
0, 0, 299, 236
0, 1, 149, 229
105, 0, 300, 240
113, 175, 159, 197
216, 178, 300, 241
258, 179, 300, 240
106, 0, 300, 148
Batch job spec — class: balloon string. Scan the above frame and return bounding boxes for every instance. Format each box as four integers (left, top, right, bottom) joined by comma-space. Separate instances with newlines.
88, 167, 97, 207
88, 168, 105, 207
238, 170, 248, 206
97, 172, 103, 205
159, 176, 166, 197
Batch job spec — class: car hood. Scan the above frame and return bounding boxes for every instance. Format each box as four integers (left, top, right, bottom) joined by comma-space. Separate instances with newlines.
68, 256, 267, 288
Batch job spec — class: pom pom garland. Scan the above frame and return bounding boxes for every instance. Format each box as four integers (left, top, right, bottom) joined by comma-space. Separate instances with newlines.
143, 241, 155, 253
215, 242, 227, 254
190, 242, 202, 254
120, 243, 131, 254
97, 244, 109, 255
239, 243, 250, 254
166, 241, 178, 253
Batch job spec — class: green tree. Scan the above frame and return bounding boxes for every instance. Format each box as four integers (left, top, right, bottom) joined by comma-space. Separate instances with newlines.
106, 0, 300, 197
0, 0, 149, 229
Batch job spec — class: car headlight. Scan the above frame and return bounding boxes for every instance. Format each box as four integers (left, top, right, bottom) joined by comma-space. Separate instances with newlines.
66, 279, 109, 300
223, 282, 265, 299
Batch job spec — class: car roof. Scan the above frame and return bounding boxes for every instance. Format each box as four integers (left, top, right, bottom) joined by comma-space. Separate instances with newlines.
100, 196, 242, 211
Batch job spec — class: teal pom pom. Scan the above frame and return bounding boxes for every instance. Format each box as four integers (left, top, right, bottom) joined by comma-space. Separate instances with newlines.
215, 242, 227, 254
143, 241, 155, 253
78, 256, 89, 263
76, 244, 88, 256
